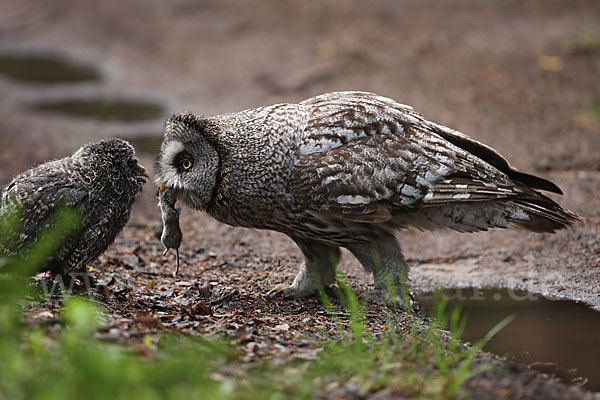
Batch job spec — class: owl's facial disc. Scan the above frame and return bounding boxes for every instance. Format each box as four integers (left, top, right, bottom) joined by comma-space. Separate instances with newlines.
155, 136, 220, 211
155, 140, 186, 189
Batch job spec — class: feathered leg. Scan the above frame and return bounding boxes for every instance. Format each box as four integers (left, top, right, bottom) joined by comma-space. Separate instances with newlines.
346, 234, 408, 306
270, 237, 340, 298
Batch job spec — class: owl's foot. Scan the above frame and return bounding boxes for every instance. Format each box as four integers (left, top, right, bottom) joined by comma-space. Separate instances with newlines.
50, 271, 96, 293
267, 281, 337, 299
268, 249, 338, 300
268, 238, 340, 300
267, 283, 310, 298
368, 288, 405, 309
344, 235, 415, 310
368, 287, 421, 313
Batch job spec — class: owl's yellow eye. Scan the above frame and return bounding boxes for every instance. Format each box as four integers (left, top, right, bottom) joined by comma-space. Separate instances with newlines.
181, 159, 193, 170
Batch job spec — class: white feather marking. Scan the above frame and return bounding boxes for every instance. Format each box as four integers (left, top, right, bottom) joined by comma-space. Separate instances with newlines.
394, 156, 409, 169
336, 195, 373, 205
156, 141, 186, 187
390, 122, 405, 134
380, 125, 391, 135
403, 114, 421, 125
436, 164, 450, 176
400, 196, 417, 205
424, 169, 446, 184
508, 205, 529, 220
157, 167, 182, 187
452, 193, 471, 200
403, 150, 417, 161
323, 175, 342, 185
375, 186, 394, 200
416, 176, 433, 188
299, 138, 343, 155
163, 141, 185, 165
401, 184, 421, 198
382, 166, 397, 180
395, 102, 414, 111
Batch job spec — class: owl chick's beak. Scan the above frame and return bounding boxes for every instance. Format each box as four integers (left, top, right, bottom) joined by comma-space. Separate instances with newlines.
135, 163, 150, 184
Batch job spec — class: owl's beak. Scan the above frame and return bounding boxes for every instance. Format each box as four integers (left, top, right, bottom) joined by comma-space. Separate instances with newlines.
135, 163, 150, 184
157, 182, 180, 200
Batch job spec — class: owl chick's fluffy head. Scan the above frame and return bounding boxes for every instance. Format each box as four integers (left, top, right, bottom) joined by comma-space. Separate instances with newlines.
73, 138, 149, 196
154, 113, 221, 211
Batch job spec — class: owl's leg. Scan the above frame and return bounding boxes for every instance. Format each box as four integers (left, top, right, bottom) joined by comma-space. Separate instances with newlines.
270, 237, 340, 298
49, 270, 95, 293
71, 269, 96, 290
345, 234, 409, 307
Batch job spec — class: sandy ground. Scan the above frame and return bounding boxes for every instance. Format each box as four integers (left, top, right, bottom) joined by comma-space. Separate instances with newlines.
1, 0, 599, 398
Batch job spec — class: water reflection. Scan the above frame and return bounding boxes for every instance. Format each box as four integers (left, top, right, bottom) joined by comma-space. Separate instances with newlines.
126, 135, 163, 155
29, 98, 164, 122
416, 289, 600, 392
0, 54, 101, 84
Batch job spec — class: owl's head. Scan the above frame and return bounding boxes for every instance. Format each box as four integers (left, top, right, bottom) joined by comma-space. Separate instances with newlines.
72, 138, 149, 195
154, 113, 220, 211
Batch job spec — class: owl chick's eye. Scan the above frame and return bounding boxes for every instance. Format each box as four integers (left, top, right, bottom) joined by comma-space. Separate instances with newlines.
180, 159, 193, 171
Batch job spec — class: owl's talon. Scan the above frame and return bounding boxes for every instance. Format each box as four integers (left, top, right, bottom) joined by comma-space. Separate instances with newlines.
370, 291, 406, 310
267, 282, 327, 299
266, 284, 292, 298
267, 283, 314, 298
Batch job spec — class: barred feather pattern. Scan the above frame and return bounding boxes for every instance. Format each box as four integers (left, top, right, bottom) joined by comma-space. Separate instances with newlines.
155, 91, 582, 303
283, 92, 580, 242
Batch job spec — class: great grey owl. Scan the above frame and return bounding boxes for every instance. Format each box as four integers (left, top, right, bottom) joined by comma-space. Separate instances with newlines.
154, 91, 581, 305
0, 138, 149, 284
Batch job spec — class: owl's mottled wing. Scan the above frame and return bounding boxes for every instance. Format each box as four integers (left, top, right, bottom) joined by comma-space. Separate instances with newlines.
291, 92, 561, 224
300, 92, 562, 190
1, 163, 89, 256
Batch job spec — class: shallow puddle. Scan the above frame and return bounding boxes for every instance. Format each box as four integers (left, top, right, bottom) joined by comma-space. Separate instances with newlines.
29, 98, 164, 122
416, 288, 600, 392
0, 54, 101, 84
126, 135, 163, 155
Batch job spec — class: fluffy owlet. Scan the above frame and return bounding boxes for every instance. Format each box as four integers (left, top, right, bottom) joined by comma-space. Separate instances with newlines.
0, 138, 149, 284
154, 91, 581, 305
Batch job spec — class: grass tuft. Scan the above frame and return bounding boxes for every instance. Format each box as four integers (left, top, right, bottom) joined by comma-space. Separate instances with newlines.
0, 212, 511, 399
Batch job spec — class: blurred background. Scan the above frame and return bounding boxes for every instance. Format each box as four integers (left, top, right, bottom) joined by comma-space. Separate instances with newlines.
1, 1, 600, 390
1, 0, 598, 180
0, 0, 598, 293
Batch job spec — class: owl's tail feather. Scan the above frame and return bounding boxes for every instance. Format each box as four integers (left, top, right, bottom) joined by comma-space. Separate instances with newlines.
421, 175, 582, 233
509, 195, 583, 233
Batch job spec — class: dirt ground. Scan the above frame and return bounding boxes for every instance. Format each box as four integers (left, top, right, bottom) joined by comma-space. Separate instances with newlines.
1, 0, 599, 398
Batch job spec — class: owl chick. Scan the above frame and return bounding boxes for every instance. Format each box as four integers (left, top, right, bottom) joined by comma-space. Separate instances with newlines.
154, 91, 581, 305
0, 138, 148, 285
